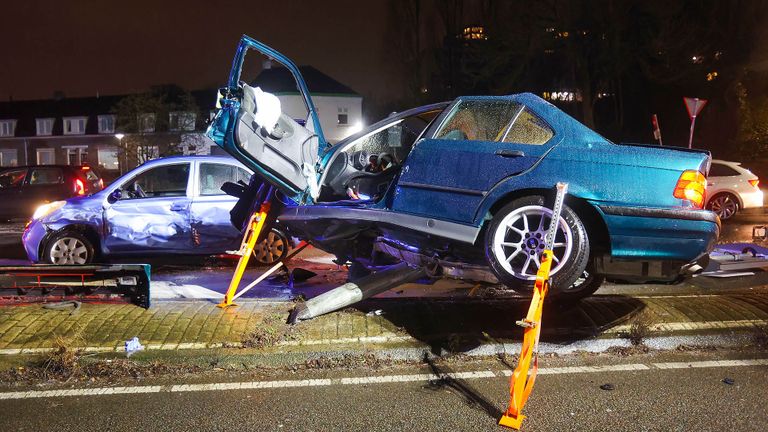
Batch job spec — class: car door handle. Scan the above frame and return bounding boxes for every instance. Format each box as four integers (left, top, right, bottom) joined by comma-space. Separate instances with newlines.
170, 203, 187, 212
495, 149, 525, 158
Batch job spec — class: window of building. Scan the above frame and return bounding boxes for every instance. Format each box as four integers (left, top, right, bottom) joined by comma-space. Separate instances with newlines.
98, 115, 116, 134
63, 117, 87, 135
28, 167, 64, 185
137, 145, 160, 163
169, 112, 196, 131
120, 163, 190, 199
139, 113, 156, 133
64, 146, 88, 165
337, 107, 349, 125
98, 147, 119, 170
36, 148, 55, 165
0, 149, 18, 167
0, 120, 16, 137
36, 118, 54, 136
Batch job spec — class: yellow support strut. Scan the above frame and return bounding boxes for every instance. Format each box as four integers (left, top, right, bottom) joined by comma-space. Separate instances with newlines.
499, 182, 568, 430
217, 201, 271, 308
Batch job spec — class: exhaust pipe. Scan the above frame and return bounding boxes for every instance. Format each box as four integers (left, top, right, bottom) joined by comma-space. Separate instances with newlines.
288, 262, 426, 324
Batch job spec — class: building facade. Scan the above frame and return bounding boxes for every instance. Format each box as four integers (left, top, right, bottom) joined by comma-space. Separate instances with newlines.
0, 68, 361, 181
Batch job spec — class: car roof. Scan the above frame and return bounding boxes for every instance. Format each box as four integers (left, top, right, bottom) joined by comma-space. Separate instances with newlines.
712, 159, 742, 166
137, 154, 248, 168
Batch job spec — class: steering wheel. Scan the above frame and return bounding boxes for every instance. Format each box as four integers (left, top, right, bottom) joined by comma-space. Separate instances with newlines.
131, 183, 147, 198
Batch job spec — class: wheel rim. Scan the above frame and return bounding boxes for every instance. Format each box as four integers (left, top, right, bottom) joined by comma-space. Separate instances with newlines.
710, 195, 737, 219
493, 205, 573, 281
49, 237, 88, 264
254, 231, 286, 264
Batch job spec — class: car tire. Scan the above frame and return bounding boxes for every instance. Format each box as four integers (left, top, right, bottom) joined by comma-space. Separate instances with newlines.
251, 228, 289, 265
706, 193, 739, 220
44, 230, 95, 265
484, 195, 592, 297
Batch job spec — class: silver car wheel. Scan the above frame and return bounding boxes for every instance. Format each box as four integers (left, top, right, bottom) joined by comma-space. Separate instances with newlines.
49, 237, 89, 265
709, 194, 738, 220
492, 205, 573, 280
253, 230, 288, 264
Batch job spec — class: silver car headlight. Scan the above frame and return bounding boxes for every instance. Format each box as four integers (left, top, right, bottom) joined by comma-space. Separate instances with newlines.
32, 201, 66, 220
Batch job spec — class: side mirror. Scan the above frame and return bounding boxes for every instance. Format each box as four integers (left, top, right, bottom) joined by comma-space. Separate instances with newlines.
107, 189, 122, 204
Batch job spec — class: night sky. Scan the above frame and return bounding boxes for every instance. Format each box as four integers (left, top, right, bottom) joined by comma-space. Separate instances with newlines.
2, 1, 400, 105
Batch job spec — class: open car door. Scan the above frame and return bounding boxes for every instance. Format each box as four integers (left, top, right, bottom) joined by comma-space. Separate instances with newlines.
207, 35, 326, 204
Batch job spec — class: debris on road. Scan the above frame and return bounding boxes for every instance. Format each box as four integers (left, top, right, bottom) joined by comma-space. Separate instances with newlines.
125, 337, 144, 357
600, 383, 616, 391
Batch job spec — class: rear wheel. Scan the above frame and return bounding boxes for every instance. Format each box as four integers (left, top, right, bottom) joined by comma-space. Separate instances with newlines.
707, 193, 739, 220
45, 231, 94, 265
485, 196, 597, 299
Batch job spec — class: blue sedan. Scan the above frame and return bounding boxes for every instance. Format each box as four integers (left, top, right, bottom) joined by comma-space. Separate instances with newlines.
207, 36, 719, 300
22, 155, 289, 265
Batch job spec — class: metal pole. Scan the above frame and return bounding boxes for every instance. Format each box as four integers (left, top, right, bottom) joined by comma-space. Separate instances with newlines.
688, 116, 697, 149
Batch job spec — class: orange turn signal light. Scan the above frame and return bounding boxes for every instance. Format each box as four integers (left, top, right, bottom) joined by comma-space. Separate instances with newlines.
748, 179, 760, 188
673, 170, 706, 208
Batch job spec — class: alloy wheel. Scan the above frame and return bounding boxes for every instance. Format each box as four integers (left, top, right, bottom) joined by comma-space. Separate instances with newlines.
492, 205, 573, 280
709, 194, 738, 220
49, 237, 89, 264
253, 230, 287, 264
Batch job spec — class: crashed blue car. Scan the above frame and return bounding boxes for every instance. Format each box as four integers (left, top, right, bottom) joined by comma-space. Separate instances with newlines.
22, 155, 289, 265
208, 35, 720, 300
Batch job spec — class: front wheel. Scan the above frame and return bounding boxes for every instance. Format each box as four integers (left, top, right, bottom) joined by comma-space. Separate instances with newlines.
484, 195, 594, 298
45, 231, 95, 265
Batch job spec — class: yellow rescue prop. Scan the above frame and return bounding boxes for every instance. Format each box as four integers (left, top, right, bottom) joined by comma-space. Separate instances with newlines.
499, 182, 568, 429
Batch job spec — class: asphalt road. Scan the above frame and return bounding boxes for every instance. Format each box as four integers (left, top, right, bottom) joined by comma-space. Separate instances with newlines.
0, 352, 766, 431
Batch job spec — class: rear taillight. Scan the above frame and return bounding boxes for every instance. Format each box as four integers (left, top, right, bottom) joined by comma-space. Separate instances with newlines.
673, 170, 706, 208
74, 178, 85, 195
749, 179, 760, 188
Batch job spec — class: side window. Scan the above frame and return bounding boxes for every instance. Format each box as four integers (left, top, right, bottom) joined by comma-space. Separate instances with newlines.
121, 163, 190, 199
0, 169, 27, 189
28, 168, 63, 185
709, 163, 740, 177
501, 108, 554, 145
199, 163, 239, 196
435, 100, 521, 142
339, 109, 442, 168
236, 167, 252, 183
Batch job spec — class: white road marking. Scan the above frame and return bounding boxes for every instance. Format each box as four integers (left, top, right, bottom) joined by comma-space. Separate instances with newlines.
652, 359, 768, 369
1, 359, 765, 401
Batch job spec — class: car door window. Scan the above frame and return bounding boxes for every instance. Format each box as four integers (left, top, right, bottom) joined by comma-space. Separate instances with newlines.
435, 100, 521, 142
121, 163, 190, 199
501, 108, 554, 145
199, 163, 251, 196
28, 168, 63, 185
0, 169, 27, 189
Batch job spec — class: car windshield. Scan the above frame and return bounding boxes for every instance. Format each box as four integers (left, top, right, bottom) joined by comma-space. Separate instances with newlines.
435, 100, 523, 142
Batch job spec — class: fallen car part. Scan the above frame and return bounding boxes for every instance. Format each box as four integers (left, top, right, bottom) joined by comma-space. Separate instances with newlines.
288, 261, 426, 323
500, 182, 568, 430
0, 264, 150, 308
703, 246, 768, 273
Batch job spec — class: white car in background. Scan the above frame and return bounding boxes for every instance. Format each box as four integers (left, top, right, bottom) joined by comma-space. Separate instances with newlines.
705, 159, 763, 220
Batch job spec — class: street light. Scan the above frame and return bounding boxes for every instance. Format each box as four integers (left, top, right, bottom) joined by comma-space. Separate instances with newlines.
114, 133, 125, 175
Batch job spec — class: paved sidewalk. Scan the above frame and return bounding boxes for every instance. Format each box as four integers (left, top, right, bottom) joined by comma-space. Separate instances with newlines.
1, 292, 767, 356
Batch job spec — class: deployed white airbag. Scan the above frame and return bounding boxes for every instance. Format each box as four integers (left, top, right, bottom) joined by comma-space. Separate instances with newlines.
252, 86, 281, 134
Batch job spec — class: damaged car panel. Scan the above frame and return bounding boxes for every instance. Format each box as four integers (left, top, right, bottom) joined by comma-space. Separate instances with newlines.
21, 156, 280, 265
210, 35, 720, 300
